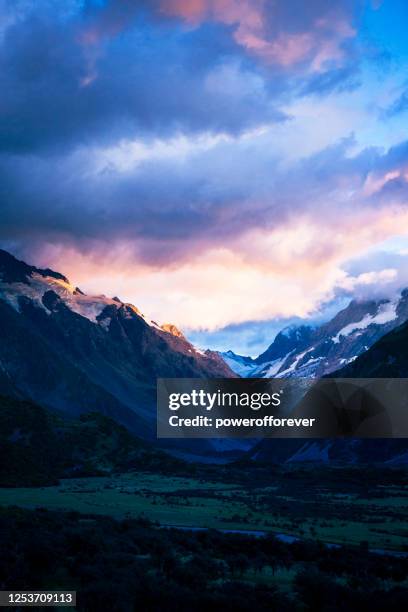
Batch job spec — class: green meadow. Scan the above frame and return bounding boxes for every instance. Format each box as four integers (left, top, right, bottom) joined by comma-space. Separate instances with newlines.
0, 469, 407, 551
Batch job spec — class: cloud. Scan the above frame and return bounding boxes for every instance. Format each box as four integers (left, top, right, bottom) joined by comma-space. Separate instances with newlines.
0, 2, 288, 154
1, 0, 407, 341
338, 268, 398, 291
340, 248, 408, 300
11, 201, 408, 334
0, 0, 363, 155
4, 135, 408, 331
384, 89, 408, 117
160, 0, 357, 69
0, 134, 361, 261
2, 131, 408, 265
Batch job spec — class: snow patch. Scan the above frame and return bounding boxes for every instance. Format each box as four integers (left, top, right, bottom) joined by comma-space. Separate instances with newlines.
339, 356, 357, 365
221, 353, 258, 377
263, 356, 289, 377
276, 348, 314, 377
249, 354, 292, 378
300, 356, 323, 368
332, 300, 398, 344
0, 272, 163, 330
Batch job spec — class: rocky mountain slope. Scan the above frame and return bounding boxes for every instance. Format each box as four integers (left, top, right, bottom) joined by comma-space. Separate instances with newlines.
221, 295, 408, 379
217, 351, 258, 377
0, 249, 233, 439
334, 318, 408, 378
246, 321, 408, 465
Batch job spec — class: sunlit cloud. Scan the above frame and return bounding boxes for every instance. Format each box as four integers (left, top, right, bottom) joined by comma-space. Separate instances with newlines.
1, 0, 408, 354
26, 205, 408, 331
160, 0, 356, 70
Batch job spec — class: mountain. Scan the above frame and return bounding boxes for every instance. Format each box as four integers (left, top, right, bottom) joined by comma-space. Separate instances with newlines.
217, 350, 257, 377
221, 298, 408, 465
222, 295, 408, 378
217, 326, 315, 377
256, 324, 316, 365
0, 249, 234, 440
334, 317, 408, 378
0, 394, 185, 486
252, 324, 317, 377
245, 320, 408, 465
2, 248, 407, 467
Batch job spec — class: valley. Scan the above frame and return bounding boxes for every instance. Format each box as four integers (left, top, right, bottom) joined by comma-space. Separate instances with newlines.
0, 467, 407, 552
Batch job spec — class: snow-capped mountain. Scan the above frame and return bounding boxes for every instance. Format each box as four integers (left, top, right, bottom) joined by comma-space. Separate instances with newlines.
0, 249, 180, 337
217, 350, 258, 377
0, 249, 234, 440
223, 299, 408, 465
335, 314, 408, 378
221, 295, 408, 378
218, 326, 315, 377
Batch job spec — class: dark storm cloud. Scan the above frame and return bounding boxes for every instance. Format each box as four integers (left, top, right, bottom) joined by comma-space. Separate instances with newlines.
0, 0, 387, 268
1, 132, 408, 267
0, 1, 286, 154
0, 0, 365, 155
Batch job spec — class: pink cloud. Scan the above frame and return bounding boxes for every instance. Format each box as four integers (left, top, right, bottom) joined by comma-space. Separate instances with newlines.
77, 0, 356, 77
160, 0, 209, 23
160, 0, 356, 69
237, 31, 314, 66
363, 168, 408, 196
29, 205, 408, 331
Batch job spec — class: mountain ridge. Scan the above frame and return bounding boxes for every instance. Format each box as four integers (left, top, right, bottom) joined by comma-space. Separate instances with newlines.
221, 293, 408, 379
0, 249, 234, 441
243, 316, 408, 465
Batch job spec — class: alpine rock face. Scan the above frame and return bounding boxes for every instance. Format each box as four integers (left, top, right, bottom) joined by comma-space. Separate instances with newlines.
221, 295, 408, 379
335, 316, 408, 378
219, 294, 408, 464
239, 308, 408, 465
217, 351, 259, 377
0, 249, 234, 439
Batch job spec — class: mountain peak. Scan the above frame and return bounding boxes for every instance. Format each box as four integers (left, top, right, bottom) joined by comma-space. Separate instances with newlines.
0, 250, 195, 344
255, 323, 314, 365
161, 323, 185, 339
220, 292, 408, 379
0, 249, 69, 285
0, 250, 236, 441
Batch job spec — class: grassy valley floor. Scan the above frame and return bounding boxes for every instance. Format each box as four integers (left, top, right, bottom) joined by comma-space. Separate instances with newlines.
0, 466, 407, 552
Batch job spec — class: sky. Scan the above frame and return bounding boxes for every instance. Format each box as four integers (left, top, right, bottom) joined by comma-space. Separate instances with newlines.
1, 0, 408, 356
